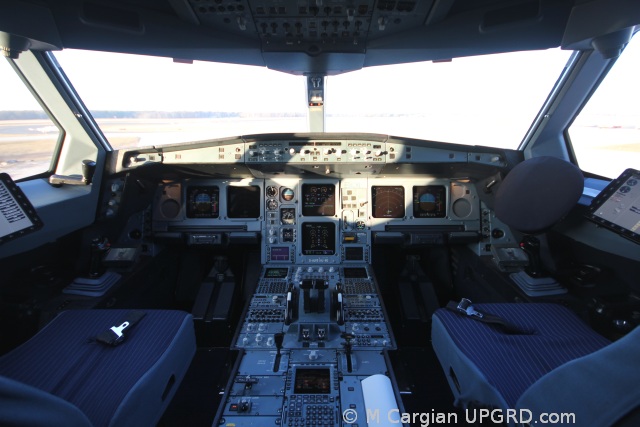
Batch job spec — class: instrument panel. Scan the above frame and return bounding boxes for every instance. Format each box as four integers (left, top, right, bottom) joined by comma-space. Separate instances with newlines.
152, 177, 481, 263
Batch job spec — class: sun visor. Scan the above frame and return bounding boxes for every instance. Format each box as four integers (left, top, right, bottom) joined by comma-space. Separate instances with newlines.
562, 0, 640, 56
0, 1, 61, 58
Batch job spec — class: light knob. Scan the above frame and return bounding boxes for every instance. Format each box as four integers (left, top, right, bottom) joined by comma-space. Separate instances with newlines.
289, 148, 297, 155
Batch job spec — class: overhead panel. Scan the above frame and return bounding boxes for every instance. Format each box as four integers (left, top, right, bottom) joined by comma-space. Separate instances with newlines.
188, 0, 433, 56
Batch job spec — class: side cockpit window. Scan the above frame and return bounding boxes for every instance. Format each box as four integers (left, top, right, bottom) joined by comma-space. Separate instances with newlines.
569, 33, 640, 179
0, 58, 62, 181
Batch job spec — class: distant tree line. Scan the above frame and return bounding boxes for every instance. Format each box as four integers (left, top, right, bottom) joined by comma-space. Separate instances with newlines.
0, 111, 50, 120
0, 111, 305, 120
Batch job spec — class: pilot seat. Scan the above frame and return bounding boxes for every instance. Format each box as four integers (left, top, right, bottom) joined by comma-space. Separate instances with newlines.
431, 156, 640, 426
0, 309, 195, 426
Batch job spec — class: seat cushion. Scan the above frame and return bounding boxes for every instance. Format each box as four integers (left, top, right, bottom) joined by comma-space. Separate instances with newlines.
0, 309, 195, 427
432, 303, 609, 408
517, 326, 640, 427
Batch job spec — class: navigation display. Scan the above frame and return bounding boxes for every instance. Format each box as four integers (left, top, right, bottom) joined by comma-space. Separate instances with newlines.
413, 186, 447, 218
302, 184, 335, 216
372, 186, 405, 218
587, 168, 640, 244
301, 222, 335, 255
228, 186, 261, 218
293, 368, 331, 394
186, 186, 219, 218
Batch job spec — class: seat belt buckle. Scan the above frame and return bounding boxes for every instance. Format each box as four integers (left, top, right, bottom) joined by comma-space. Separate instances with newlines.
457, 298, 484, 319
110, 321, 130, 344
96, 311, 146, 346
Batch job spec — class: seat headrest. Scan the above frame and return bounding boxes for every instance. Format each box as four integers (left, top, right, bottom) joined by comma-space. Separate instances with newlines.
494, 156, 583, 234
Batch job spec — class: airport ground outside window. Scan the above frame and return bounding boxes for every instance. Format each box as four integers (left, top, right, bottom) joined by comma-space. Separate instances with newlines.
0, 58, 61, 181
569, 33, 640, 179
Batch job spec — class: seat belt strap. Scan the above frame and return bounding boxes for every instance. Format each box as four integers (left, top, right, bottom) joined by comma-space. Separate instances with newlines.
96, 311, 146, 346
445, 298, 534, 335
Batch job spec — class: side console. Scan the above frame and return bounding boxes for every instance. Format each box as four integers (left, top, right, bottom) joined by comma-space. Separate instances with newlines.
214, 265, 407, 427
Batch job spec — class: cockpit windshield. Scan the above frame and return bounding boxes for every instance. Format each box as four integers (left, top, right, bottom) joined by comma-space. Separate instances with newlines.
52, 47, 572, 150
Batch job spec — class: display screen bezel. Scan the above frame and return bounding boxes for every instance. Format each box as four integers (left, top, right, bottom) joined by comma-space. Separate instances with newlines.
301, 222, 336, 255
301, 184, 336, 216
293, 368, 331, 394
371, 185, 405, 219
270, 246, 290, 261
264, 267, 289, 278
0, 173, 43, 245
227, 185, 261, 219
412, 185, 447, 218
186, 186, 220, 218
586, 168, 640, 244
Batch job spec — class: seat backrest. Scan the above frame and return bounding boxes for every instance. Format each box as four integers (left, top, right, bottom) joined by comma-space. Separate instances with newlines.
517, 326, 640, 427
494, 156, 584, 234
0, 376, 91, 427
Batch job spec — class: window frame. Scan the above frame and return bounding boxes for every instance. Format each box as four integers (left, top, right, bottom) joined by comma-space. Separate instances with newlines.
2, 57, 66, 182
564, 29, 640, 179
